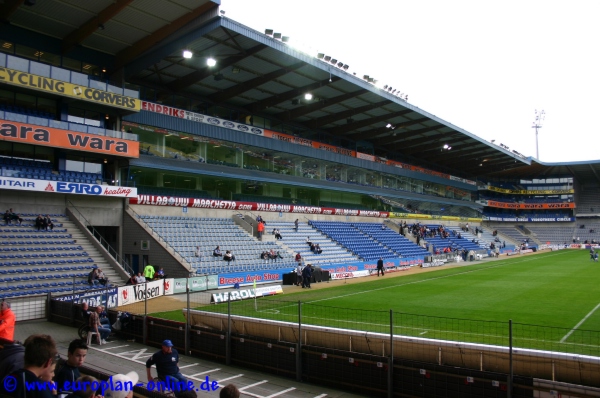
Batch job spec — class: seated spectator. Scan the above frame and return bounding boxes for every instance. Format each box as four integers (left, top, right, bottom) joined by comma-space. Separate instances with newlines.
135, 272, 146, 284
213, 246, 222, 257
195, 246, 202, 258
315, 244, 322, 254
295, 252, 302, 262
2, 210, 10, 225
8, 208, 23, 225
155, 267, 166, 279
126, 273, 137, 285
44, 215, 54, 231
97, 268, 109, 286
87, 268, 100, 286
224, 251, 235, 262
310, 243, 316, 253
273, 228, 282, 240
306, 236, 312, 246
268, 249, 277, 260
35, 215, 45, 231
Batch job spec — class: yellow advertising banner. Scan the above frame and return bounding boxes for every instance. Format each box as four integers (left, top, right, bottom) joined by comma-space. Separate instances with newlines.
0, 67, 140, 111
486, 185, 574, 195
486, 200, 575, 209
389, 213, 482, 222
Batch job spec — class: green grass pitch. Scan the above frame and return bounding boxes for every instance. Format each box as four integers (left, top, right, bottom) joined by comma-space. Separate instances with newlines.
155, 250, 600, 355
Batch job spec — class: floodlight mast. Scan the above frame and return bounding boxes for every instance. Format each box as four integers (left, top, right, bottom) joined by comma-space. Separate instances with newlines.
531, 109, 545, 159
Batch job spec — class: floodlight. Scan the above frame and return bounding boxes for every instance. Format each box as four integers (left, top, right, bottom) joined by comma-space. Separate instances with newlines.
282, 36, 290, 42
273, 32, 282, 39
324, 55, 331, 62
342, 64, 349, 70
386, 123, 392, 128
330, 59, 337, 64
383, 85, 388, 90
183, 50, 192, 59
337, 62, 343, 67
317, 53, 325, 59
206, 58, 216, 67
265, 29, 274, 35
443, 144, 449, 149
304, 93, 313, 100
363, 75, 369, 80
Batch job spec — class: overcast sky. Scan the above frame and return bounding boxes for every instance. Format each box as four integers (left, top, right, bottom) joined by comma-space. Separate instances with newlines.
222, 0, 600, 163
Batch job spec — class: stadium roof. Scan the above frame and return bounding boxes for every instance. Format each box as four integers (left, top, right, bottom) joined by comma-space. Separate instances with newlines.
8, 0, 600, 183
487, 159, 600, 185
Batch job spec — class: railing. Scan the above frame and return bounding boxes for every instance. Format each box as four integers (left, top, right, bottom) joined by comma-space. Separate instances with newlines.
66, 200, 134, 276
126, 207, 190, 271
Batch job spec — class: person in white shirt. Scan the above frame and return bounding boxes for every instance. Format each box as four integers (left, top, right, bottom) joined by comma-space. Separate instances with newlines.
135, 273, 146, 283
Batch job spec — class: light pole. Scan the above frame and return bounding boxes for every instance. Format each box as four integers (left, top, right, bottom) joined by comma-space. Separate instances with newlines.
531, 109, 545, 159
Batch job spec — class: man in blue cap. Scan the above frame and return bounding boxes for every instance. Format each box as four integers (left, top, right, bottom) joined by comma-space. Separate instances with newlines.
146, 339, 187, 393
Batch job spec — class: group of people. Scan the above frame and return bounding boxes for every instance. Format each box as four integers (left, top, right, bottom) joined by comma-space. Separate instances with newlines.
3, 208, 23, 226
272, 228, 283, 240
305, 237, 322, 254
213, 246, 236, 262
260, 249, 283, 261
295, 263, 313, 288
87, 268, 109, 287
0, 331, 242, 398
127, 265, 166, 285
34, 214, 54, 231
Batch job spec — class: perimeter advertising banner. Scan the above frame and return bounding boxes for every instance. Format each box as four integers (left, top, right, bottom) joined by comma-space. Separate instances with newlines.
54, 288, 118, 309
390, 212, 481, 222
129, 195, 389, 218
484, 200, 575, 209
0, 67, 140, 111
211, 285, 283, 303
484, 185, 574, 195
0, 176, 137, 197
483, 216, 575, 222
172, 276, 219, 293
0, 119, 140, 157
117, 279, 172, 306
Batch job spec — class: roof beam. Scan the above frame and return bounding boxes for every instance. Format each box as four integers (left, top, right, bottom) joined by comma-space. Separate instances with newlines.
0, 0, 23, 23
166, 43, 267, 92
114, 1, 218, 70
209, 62, 305, 103
327, 109, 413, 135
277, 89, 367, 122
61, 0, 134, 54
310, 100, 389, 128
247, 77, 339, 113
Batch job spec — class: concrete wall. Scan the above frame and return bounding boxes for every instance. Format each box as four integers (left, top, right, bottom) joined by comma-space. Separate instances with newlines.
122, 211, 191, 278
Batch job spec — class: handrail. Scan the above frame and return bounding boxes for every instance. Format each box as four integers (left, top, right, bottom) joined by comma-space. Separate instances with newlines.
66, 200, 134, 276
126, 207, 191, 269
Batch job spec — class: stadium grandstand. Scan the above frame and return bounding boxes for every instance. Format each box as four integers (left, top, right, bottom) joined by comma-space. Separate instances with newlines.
2, 0, 600, 397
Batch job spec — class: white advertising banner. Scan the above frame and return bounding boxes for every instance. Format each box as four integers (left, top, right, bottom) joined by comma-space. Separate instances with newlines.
329, 270, 371, 280
117, 279, 165, 306
0, 176, 137, 197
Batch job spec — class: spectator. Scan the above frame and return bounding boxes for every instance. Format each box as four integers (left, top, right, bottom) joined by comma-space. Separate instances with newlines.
295, 252, 302, 263
146, 340, 187, 393
54, 339, 88, 397
9, 208, 23, 226
0, 301, 15, 341
273, 228, 282, 240
155, 267, 166, 279
220, 384, 240, 398
2, 210, 10, 225
315, 244, 322, 254
97, 268, 108, 286
294, 219, 299, 232
87, 268, 100, 286
0, 334, 58, 398
135, 272, 146, 284
0, 341, 24, 381
224, 251, 235, 262
64, 375, 100, 398
104, 371, 139, 398
213, 246, 222, 257
195, 246, 202, 258
306, 236, 312, 246
143, 264, 155, 281
89, 305, 111, 344
126, 273, 137, 285
44, 215, 54, 231
301, 264, 313, 288
256, 215, 263, 223
295, 263, 303, 286
35, 215, 45, 231
257, 221, 265, 240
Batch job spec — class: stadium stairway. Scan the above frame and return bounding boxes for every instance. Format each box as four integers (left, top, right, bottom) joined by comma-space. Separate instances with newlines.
0, 214, 124, 299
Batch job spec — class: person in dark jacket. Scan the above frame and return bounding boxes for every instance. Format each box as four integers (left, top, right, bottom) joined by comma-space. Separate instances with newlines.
301, 264, 313, 288
377, 258, 385, 276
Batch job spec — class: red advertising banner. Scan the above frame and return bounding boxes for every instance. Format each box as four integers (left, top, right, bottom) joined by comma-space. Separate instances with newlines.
129, 196, 389, 218
487, 200, 575, 209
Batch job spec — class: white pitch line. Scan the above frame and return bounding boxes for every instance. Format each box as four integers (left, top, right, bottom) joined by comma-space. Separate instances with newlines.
265, 387, 296, 397
101, 345, 129, 350
560, 302, 600, 343
419, 331, 428, 335
313, 395, 328, 398
190, 369, 220, 377
178, 363, 200, 369
217, 374, 244, 383
238, 380, 268, 390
